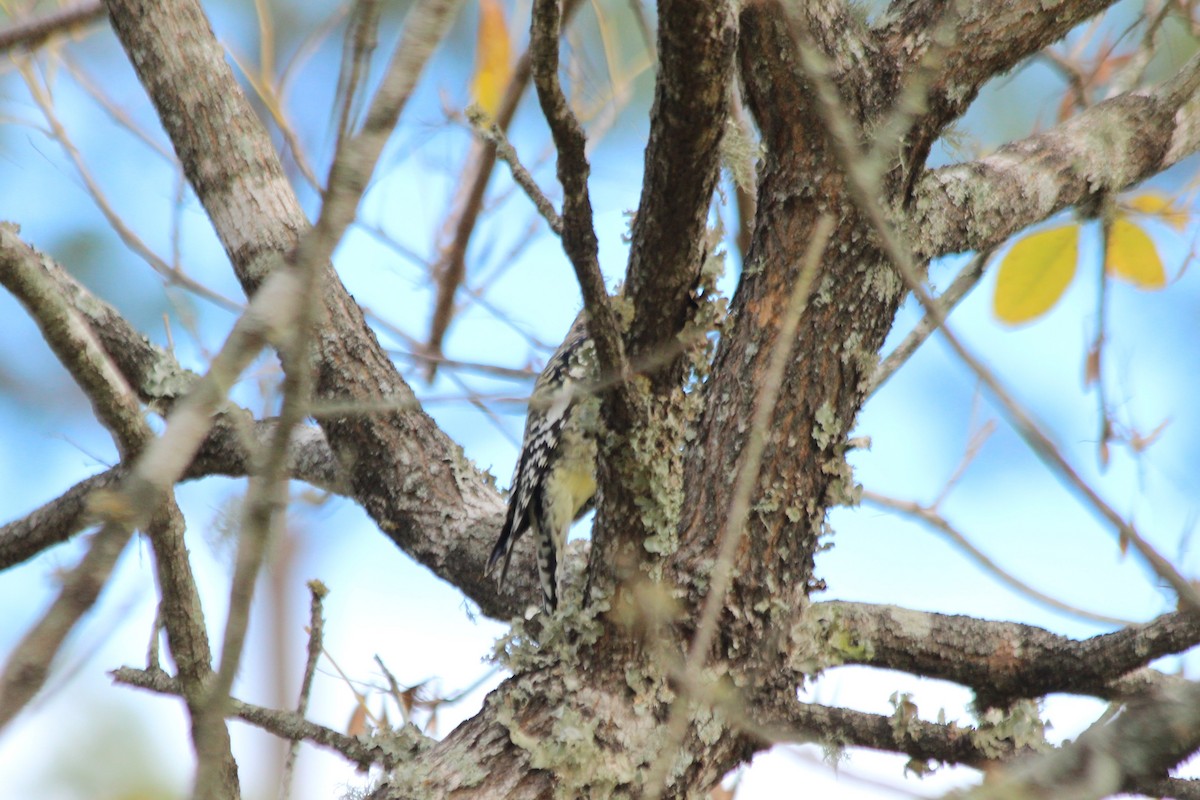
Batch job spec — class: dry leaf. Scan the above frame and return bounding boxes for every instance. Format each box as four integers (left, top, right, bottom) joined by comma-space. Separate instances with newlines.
472, 0, 512, 118
347, 702, 368, 737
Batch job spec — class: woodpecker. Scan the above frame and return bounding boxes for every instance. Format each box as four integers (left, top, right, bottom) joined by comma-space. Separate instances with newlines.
485, 312, 599, 610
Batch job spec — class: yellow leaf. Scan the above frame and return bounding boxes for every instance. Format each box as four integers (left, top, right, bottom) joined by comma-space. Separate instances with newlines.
993, 225, 1079, 325
1126, 191, 1189, 232
1106, 218, 1166, 289
472, 0, 512, 118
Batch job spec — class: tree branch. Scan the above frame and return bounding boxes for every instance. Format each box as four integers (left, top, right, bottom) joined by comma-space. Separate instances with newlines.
0, 225, 145, 459
0, 1, 106, 55
865, 251, 988, 396
753, 700, 1022, 768
0, 423, 340, 573
880, 0, 1121, 177
960, 680, 1200, 800
910, 51, 1200, 259
112, 666, 431, 771
807, 601, 1200, 709
528, 0, 629, 411
103, 0, 533, 620
623, 0, 736, 383
860, 490, 1132, 627
425, 0, 584, 370
0, 222, 239, 784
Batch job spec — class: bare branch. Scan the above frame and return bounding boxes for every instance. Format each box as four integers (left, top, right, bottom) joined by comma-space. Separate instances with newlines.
0, 1, 106, 55
790, 11, 1200, 615
861, 490, 1133, 627
529, 0, 629, 408
880, 0, 1121, 177
0, 469, 121, 570
0, 225, 150, 458
866, 250, 988, 396
467, 108, 563, 235
624, 0, 736, 381
425, 0, 584, 369
959, 680, 1200, 800
0, 234, 222, 773
104, 0, 523, 621
910, 51, 1200, 260
0, 423, 341, 573
112, 666, 431, 771
809, 601, 1200, 708
0, 517, 134, 732
280, 581, 328, 800
752, 700, 1021, 768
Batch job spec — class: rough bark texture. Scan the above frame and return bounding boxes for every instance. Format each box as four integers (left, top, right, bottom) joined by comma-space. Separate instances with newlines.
103, 0, 529, 620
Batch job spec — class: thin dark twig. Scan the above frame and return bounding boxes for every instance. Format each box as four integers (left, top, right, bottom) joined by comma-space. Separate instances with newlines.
467, 107, 563, 235
866, 249, 989, 396
529, 0, 630, 415
862, 490, 1134, 627
424, 0, 584, 373
280, 581, 328, 800
113, 667, 430, 771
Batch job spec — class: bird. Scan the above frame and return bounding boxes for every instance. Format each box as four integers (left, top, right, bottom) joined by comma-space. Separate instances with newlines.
485, 312, 599, 610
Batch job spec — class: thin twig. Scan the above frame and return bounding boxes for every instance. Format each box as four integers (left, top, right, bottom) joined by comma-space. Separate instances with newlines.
930, 412, 994, 509
113, 667, 430, 771
529, 0, 630, 413
279, 581, 328, 800
467, 107, 563, 235
424, 0, 584, 372
866, 250, 989, 396
862, 490, 1135, 627
645, 215, 836, 799
61, 58, 176, 162
0, 521, 132, 731
0, 224, 153, 732
18, 64, 243, 313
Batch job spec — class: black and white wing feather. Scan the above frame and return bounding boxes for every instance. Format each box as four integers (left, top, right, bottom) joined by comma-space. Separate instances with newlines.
485, 313, 596, 609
